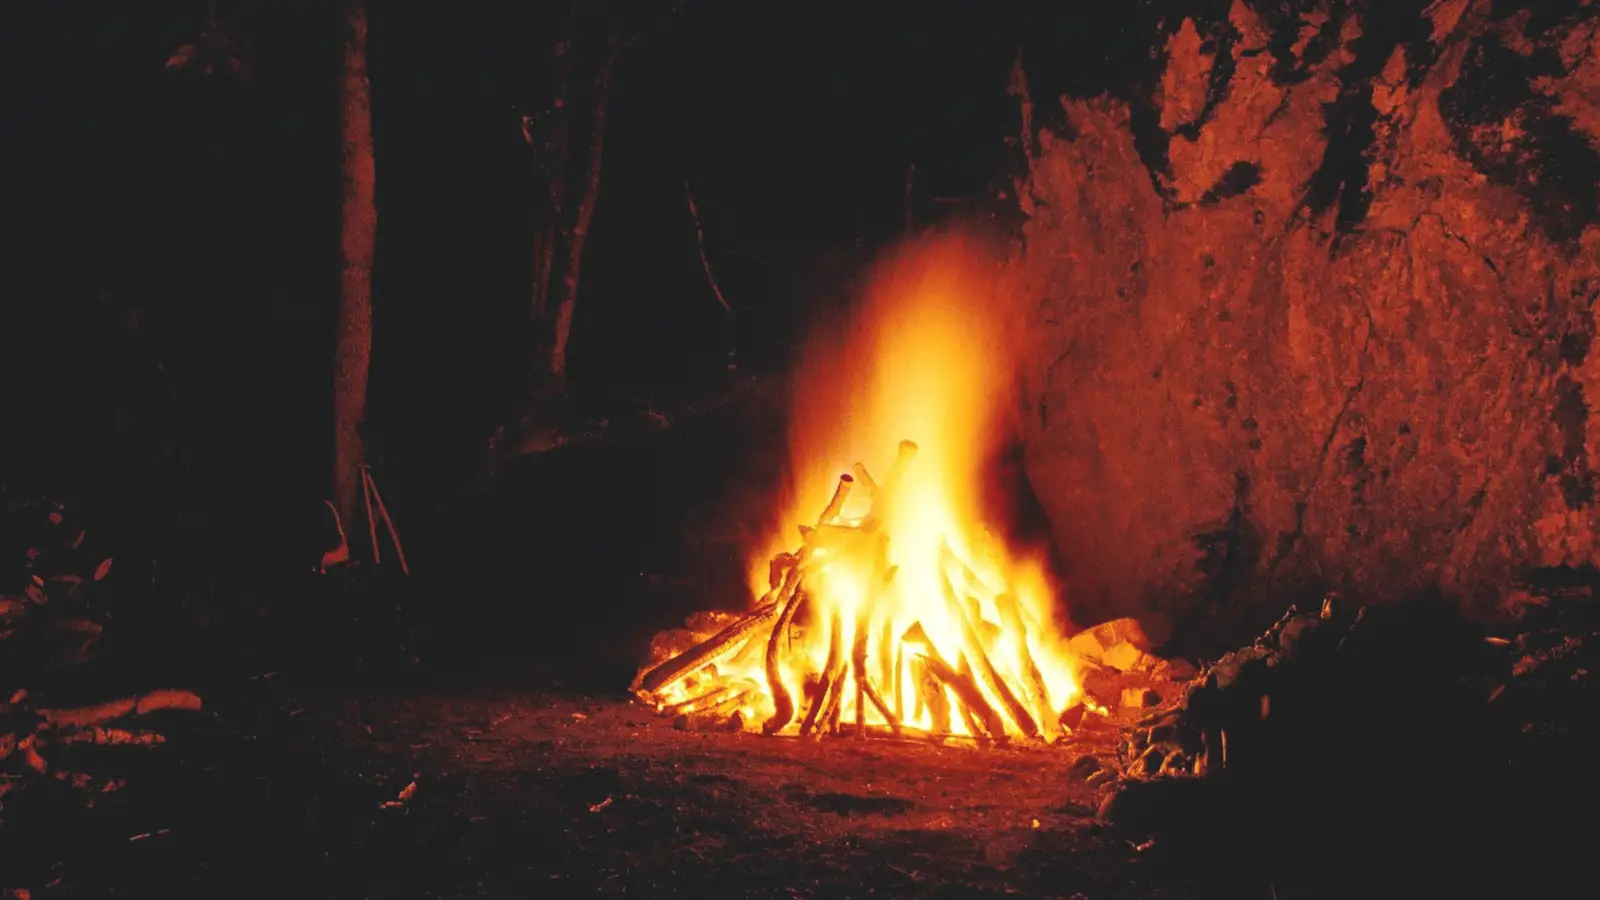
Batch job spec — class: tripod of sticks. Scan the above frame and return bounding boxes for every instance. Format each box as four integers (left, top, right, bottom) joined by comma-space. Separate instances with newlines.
320, 464, 410, 576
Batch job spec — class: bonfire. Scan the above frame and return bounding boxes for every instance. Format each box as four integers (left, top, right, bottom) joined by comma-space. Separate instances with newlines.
632, 234, 1081, 745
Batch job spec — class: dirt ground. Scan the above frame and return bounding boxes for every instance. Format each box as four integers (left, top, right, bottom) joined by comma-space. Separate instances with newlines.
3, 676, 1232, 900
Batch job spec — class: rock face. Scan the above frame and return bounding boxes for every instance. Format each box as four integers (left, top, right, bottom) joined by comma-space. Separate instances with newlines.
1008, 0, 1600, 651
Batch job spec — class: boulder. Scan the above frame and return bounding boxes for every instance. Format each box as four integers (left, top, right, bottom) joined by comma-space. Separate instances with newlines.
1007, 0, 1600, 652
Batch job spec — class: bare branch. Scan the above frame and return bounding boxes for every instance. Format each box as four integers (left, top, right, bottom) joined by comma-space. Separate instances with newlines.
684, 180, 732, 316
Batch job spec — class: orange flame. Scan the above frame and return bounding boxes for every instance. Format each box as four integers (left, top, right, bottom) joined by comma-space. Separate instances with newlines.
650, 231, 1077, 740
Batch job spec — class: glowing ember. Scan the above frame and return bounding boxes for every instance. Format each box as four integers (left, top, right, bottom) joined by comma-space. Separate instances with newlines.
632, 233, 1080, 743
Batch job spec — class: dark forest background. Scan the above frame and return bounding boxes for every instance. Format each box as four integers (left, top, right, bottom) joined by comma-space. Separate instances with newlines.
0, 0, 1157, 643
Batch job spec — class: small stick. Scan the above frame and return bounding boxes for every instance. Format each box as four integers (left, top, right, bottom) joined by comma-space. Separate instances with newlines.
363, 467, 411, 576
361, 466, 381, 565
684, 180, 732, 316
860, 674, 901, 733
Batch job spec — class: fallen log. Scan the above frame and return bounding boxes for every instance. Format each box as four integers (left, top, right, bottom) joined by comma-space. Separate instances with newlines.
37, 689, 202, 729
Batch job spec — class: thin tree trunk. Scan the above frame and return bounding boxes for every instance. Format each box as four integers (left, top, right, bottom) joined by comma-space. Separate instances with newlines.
544, 25, 622, 386
332, 0, 375, 531
531, 14, 574, 328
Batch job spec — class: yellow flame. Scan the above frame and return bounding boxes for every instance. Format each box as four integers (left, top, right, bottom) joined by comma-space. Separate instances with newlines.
724, 230, 1078, 737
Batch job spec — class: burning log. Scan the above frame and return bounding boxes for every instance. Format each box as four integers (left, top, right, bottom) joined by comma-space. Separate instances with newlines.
663, 680, 755, 717
862, 440, 918, 529
850, 462, 877, 495
937, 564, 1040, 738
634, 599, 781, 696
634, 436, 1081, 747
996, 593, 1059, 742
953, 657, 989, 744
762, 568, 810, 734
817, 473, 854, 525
911, 656, 952, 736
903, 622, 1004, 742
851, 559, 898, 737
799, 609, 846, 737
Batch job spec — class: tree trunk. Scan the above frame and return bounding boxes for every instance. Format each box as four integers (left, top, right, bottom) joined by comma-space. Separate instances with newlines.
331, 0, 375, 531
543, 24, 622, 389
530, 13, 574, 336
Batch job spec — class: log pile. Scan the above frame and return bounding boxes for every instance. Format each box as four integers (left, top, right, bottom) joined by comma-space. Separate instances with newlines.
633, 439, 1143, 746
0, 492, 203, 819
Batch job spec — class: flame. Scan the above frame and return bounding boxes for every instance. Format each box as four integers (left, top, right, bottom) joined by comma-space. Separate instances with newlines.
648, 231, 1078, 740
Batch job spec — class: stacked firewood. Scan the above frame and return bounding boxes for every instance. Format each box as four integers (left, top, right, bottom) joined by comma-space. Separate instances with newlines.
0, 492, 202, 816
632, 439, 1072, 745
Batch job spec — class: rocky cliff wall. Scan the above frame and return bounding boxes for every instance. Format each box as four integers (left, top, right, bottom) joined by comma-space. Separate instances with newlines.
1009, 0, 1600, 651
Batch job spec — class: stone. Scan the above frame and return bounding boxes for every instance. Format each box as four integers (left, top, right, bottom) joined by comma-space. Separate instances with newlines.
1008, 0, 1600, 651
1068, 618, 1155, 664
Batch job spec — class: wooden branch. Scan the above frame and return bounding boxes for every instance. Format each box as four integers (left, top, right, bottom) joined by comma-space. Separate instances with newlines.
361, 462, 381, 566
996, 593, 1058, 741
933, 653, 1004, 744
684, 181, 731, 315
362, 466, 410, 576
761, 567, 809, 734
799, 609, 845, 737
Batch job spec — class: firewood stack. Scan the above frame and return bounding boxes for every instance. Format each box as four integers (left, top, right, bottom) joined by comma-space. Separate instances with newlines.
632, 439, 1081, 746
0, 492, 202, 817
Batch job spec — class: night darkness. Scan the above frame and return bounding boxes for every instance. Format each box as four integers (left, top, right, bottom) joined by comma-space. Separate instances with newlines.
4, 2, 1599, 897
4, 2, 1032, 514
